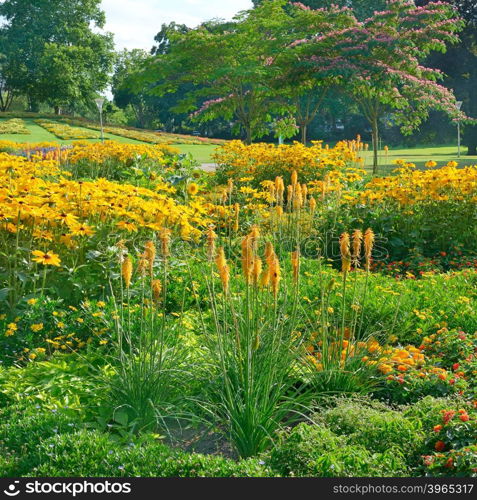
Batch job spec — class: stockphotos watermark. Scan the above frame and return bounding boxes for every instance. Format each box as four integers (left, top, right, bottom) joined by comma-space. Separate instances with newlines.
2, 480, 132, 497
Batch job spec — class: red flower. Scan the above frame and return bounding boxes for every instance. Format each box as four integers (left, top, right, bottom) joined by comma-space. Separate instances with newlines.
435, 440, 446, 452
433, 425, 442, 432
445, 458, 454, 469
460, 413, 470, 422
423, 455, 434, 466
442, 410, 456, 424
452, 363, 460, 371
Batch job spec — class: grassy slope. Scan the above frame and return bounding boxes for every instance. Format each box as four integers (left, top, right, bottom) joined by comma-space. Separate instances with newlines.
2, 118, 477, 167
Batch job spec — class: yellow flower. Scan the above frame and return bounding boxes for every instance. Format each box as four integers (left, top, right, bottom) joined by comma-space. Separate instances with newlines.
32, 250, 61, 266
30, 323, 44, 332
69, 223, 95, 237
27, 298, 38, 305
187, 182, 199, 196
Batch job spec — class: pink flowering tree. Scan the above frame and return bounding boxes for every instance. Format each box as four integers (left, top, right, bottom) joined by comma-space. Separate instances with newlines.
291, 0, 467, 172
273, 2, 358, 143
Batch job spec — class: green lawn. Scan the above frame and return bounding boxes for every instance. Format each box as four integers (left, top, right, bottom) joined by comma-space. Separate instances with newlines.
362, 144, 477, 173
174, 144, 218, 163
2, 118, 477, 167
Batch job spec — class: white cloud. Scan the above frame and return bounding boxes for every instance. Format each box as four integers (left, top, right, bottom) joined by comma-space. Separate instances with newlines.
101, 0, 253, 52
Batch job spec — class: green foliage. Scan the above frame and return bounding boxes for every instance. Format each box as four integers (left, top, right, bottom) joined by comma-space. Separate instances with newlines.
0, 353, 103, 410
0, 402, 82, 476
0, 400, 271, 477
269, 423, 409, 476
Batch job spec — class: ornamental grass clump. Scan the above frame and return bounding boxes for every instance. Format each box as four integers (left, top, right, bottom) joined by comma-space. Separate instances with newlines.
199, 227, 310, 458
304, 228, 381, 396
98, 239, 188, 434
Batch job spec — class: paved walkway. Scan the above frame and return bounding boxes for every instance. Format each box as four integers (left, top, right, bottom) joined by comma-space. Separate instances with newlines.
200, 163, 217, 171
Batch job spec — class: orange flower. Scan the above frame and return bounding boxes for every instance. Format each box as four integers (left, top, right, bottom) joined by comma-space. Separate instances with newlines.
291, 250, 300, 283
351, 229, 363, 267
215, 247, 230, 293
121, 256, 133, 288
206, 226, 218, 262
434, 441, 446, 451
364, 228, 375, 271
152, 279, 162, 303
339, 232, 351, 273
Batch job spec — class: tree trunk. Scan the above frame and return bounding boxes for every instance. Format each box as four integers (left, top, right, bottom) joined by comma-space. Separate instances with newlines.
371, 117, 379, 175
28, 98, 39, 113
245, 124, 252, 145
54, 106, 62, 115
301, 124, 307, 145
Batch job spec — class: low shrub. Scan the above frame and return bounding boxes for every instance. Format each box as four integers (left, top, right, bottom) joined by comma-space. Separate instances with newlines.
30, 430, 271, 477
268, 423, 409, 477
314, 398, 425, 459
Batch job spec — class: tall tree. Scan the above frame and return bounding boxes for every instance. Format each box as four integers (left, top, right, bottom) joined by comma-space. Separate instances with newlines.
138, 1, 296, 143
293, 0, 466, 171
138, 0, 357, 143
0, 0, 115, 112
113, 49, 154, 128
417, 0, 477, 154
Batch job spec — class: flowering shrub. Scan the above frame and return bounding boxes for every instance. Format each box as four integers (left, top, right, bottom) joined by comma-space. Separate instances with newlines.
0, 147, 214, 309
371, 247, 477, 278
342, 161, 477, 261
66, 140, 175, 164
421, 402, 477, 476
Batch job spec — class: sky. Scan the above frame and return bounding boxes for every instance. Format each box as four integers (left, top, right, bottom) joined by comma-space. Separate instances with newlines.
101, 0, 253, 52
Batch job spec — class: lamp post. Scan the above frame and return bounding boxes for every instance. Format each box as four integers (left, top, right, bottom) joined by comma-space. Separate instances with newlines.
456, 101, 463, 158
94, 97, 105, 143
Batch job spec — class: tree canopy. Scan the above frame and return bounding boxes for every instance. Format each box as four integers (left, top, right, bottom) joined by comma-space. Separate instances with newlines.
0, 0, 115, 112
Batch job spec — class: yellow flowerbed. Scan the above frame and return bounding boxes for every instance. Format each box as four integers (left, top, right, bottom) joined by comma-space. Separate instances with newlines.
0, 151, 212, 245
35, 119, 100, 140
0, 118, 30, 135
214, 140, 361, 184
352, 161, 477, 206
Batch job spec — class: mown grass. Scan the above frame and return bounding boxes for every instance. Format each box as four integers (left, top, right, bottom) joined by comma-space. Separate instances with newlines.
362, 144, 477, 173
